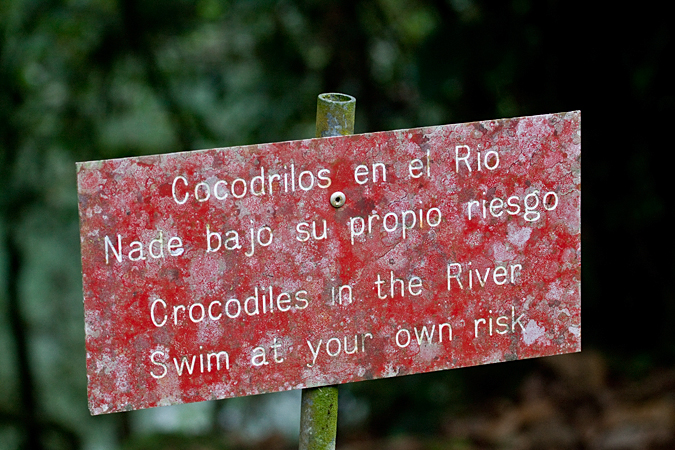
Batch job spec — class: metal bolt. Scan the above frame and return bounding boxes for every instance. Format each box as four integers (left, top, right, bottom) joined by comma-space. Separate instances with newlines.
330, 192, 346, 208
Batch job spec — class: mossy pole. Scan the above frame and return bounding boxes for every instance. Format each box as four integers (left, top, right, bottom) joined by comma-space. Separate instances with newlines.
315, 93, 356, 138
298, 93, 356, 450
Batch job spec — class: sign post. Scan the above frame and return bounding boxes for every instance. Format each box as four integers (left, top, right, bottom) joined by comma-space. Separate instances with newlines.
77, 104, 580, 427
299, 93, 356, 450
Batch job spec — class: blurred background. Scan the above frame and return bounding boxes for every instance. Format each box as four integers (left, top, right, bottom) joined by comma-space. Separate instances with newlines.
1, 0, 673, 449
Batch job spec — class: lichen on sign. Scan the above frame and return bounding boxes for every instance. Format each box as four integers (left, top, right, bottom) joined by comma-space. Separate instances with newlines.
77, 111, 581, 415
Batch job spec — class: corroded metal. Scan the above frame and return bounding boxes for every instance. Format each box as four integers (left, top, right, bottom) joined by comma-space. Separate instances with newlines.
77, 111, 581, 415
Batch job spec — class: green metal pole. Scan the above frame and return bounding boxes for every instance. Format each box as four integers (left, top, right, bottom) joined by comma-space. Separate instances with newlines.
315, 93, 356, 138
299, 387, 339, 450
298, 93, 356, 450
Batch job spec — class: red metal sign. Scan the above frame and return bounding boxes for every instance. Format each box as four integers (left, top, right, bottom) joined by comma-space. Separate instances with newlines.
78, 111, 581, 415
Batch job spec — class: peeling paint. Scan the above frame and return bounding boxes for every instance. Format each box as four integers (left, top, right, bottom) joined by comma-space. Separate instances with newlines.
522, 320, 546, 345
78, 111, 581, 414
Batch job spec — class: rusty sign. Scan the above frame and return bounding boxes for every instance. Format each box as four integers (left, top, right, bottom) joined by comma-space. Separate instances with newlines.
78, 111, 581, 415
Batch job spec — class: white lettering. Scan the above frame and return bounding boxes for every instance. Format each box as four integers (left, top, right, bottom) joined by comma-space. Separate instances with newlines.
447, 262, 522, 290
466, 190, 558, 222
349, 207, 441, 245
396, 324, 452, 348
104, 234, 122, 264
306, 333, 372, 367
396, 329, 411, 348
172, 176, 189, 204
474, 307, 526, 337
454, 145, 500, 172
150, 299, 167, 327
105, 233, 184, 263
150, 350, 167, 379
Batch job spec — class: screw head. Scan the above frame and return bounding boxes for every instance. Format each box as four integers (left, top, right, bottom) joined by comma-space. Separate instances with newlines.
330, 191, 346, 208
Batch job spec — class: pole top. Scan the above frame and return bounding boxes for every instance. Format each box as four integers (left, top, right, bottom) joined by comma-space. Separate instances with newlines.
316, 93, 356, 138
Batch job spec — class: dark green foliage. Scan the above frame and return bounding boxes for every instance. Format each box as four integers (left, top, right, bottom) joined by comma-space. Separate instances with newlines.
0, 0, 672, 448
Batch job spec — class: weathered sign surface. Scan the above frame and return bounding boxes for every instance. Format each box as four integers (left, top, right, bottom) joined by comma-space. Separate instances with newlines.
78, 111, 581, 415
